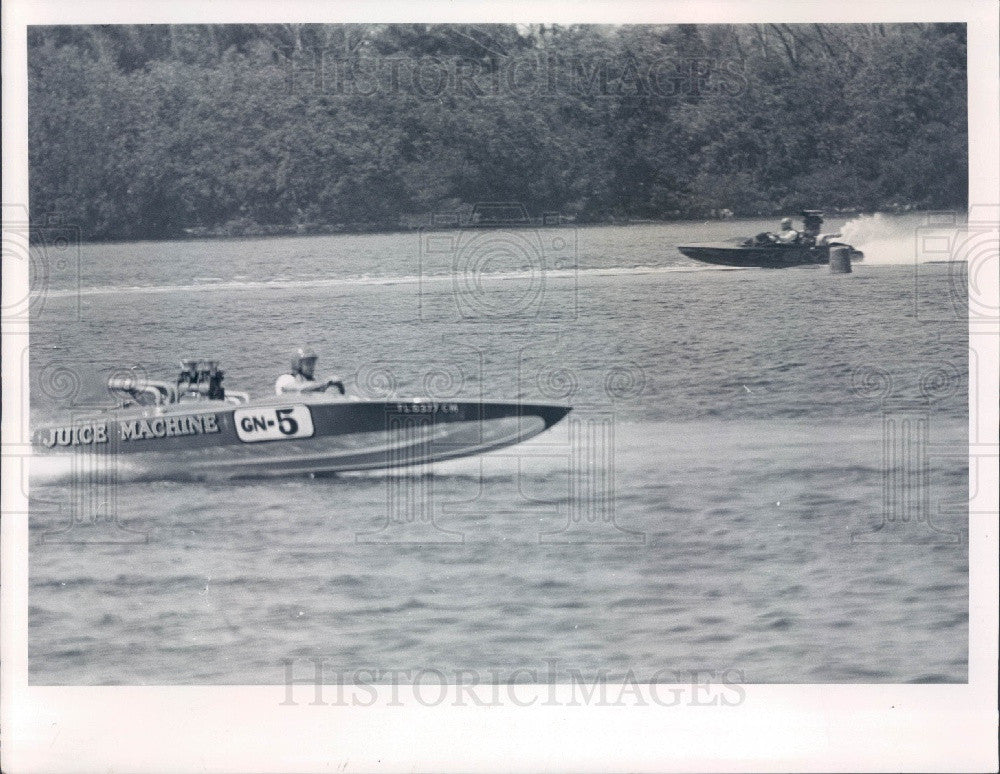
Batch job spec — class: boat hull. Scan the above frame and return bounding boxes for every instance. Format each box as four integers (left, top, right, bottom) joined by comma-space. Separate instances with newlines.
32, 399, 571, 479
677, 241, 863, 268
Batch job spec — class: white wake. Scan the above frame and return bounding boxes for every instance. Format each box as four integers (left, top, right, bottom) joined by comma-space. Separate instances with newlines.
839, 213, 969, 265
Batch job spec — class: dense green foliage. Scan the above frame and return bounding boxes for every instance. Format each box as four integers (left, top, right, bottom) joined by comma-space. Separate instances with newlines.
28, 23, 967, 241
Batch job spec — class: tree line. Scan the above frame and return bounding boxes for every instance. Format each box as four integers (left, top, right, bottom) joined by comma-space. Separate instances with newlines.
27, 23, 967, 241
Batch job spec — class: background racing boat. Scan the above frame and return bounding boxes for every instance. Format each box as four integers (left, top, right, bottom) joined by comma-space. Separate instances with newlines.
677, 210, 865, 268
32, 359, 571, 480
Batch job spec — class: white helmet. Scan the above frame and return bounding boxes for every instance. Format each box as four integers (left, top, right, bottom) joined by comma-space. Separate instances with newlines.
291, 346, 318, 375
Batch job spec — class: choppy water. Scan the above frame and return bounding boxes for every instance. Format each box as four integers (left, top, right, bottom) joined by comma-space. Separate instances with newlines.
27, 217, 969, 684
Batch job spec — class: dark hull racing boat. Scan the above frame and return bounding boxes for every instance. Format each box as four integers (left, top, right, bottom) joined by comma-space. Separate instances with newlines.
678, 211, 864, 268
32, 360, 571, 479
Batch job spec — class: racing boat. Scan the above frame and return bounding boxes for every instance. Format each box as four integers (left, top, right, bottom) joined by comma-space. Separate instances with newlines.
678, 211, 864, 268
31, 359, 571, 480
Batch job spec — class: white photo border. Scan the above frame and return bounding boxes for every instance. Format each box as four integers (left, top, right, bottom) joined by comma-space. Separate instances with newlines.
2, 1, 997, 771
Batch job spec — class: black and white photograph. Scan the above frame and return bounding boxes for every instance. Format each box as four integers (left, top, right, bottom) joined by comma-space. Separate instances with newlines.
2, 1, 998, 771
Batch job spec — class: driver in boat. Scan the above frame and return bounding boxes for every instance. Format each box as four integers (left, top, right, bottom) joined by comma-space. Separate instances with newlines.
776, 217, 800, 244
275, 347, 346, 396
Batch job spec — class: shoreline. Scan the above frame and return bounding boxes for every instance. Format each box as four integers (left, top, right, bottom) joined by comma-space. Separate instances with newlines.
35, 207, 947, 249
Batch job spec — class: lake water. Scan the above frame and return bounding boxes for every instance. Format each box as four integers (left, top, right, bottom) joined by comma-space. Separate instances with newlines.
27, 217, 969, 684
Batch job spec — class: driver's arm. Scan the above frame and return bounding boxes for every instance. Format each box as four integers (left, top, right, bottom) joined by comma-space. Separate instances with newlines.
275, 374, 319, 395
293, 377, 345, 394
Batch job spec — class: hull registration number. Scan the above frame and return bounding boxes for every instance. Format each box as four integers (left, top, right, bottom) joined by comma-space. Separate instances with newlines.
235, 405, 314, 442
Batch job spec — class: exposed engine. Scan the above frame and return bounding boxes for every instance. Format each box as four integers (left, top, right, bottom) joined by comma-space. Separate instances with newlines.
177, 359, 226, 401
106, 359, 243, 406
107, 374, 177, 406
